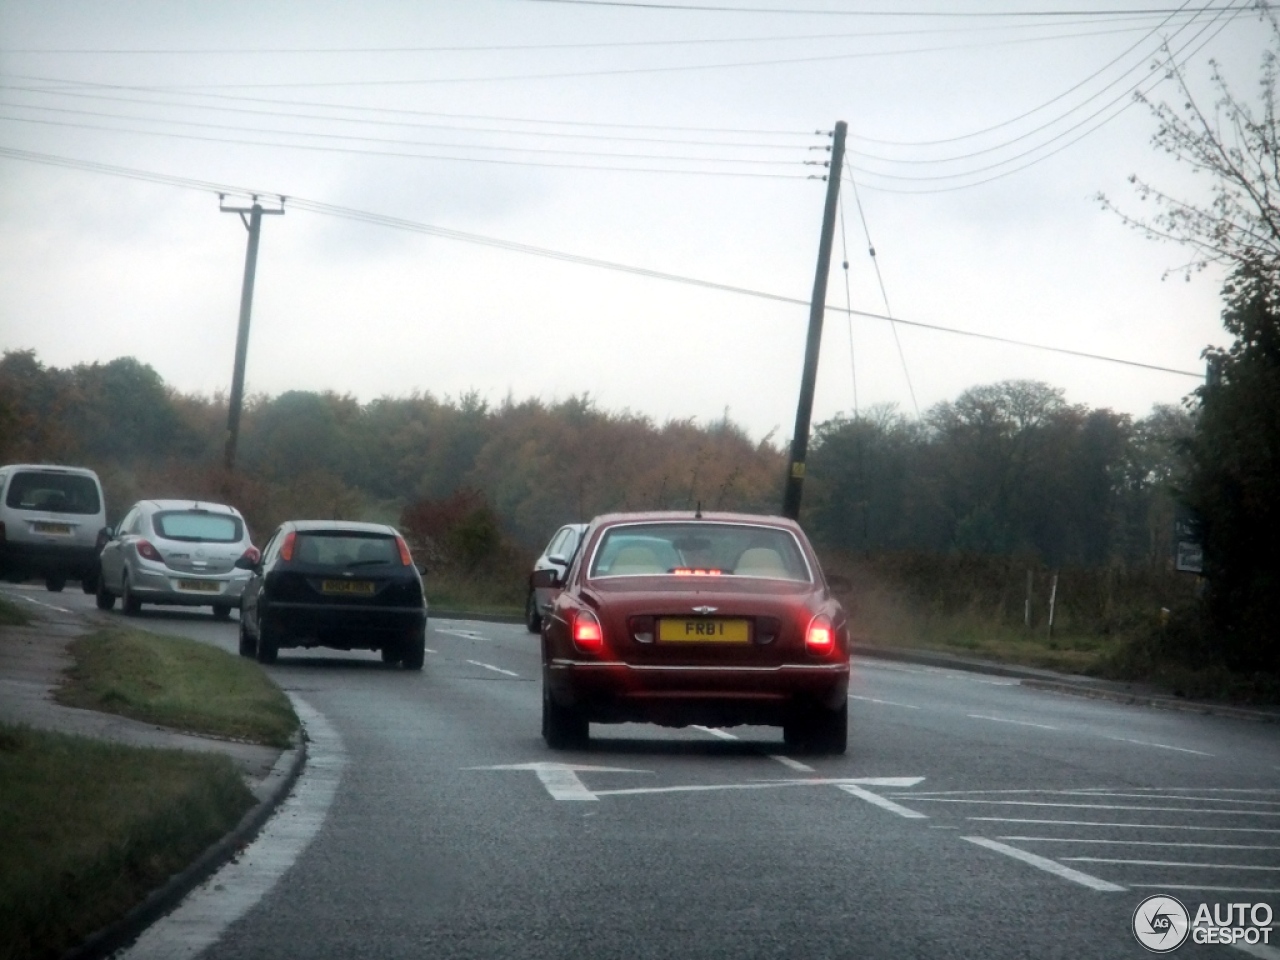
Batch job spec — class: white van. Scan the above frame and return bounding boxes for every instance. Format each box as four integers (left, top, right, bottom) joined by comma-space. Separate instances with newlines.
0, 464, 107, 592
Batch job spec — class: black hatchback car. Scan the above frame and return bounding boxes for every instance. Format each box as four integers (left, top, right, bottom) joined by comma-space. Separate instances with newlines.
237, 520, 428, 669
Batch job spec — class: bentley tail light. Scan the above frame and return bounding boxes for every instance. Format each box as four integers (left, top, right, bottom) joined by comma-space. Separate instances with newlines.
280, 531, 297, 561
395, 535, 413, 566
136, 539, 162, 562
805, 614, 835, 656
573, 610, 604, 653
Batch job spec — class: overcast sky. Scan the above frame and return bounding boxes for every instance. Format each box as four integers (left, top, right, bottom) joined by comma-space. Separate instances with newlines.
0, 1, 1267, 443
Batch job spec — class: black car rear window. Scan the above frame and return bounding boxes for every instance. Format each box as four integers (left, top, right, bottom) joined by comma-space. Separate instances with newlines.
5, 472, 101, 515
154, 511, 243, 543
295, 533, 399, 567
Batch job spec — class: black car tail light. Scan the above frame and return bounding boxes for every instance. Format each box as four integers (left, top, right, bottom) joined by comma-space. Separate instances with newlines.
279, 531, 297, 561
755, 616, 780, 645
629, 615, 655, 644
395, 535, 414, 567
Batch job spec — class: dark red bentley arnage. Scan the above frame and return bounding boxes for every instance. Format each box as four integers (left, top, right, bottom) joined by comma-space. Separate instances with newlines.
534, 511, 851, 753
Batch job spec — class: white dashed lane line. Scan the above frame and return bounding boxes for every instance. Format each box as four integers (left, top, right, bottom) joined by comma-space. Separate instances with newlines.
466, 659, 520, 678
967, 713, 1060, 730
1102, 736, 1213, 756
850, 695, 920, 709
691, 726, 815, 772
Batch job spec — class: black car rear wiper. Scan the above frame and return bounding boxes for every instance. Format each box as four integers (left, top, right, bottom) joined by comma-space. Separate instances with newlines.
346, 559, 390, 568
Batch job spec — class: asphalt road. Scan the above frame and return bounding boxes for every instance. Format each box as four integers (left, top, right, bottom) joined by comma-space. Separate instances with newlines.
53, 593, 1280, 958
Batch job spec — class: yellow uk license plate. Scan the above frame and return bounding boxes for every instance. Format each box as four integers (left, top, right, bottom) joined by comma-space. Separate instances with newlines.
34, 522, 71, 534
658, 618, 750, 643
178, 579, 219, 592
321, 580, 376, 596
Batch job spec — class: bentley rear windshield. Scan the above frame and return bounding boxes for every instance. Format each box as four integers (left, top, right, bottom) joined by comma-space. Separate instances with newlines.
589, 523, 811, 581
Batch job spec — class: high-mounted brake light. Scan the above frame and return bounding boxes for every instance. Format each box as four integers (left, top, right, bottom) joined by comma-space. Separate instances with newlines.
136, 539, 162, 562
805, 614, 835, 656
395, 535, 413, 566
572, 610, 604, 653
280, 531, 297, 561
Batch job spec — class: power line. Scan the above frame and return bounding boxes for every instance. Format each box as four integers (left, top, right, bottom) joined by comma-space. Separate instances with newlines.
837, 190, 858, 417
1, 74, 815, 136
846, 0, 1204, 156
844, 168, 919, 417
16, 21, 1229, 91
848, 0, 1243, 192
0, 145, 1206, 380
0, 13, 1214, 55
0, 101, 813, 166
0, 114, 811, 177
515, 0, 1245, 16
0, 83, 809, 149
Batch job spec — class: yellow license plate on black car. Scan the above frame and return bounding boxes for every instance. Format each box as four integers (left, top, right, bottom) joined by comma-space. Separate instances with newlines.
34, 522, 71, 534
321, 580, 376, 596
178, 579, 219, 592
658, 618, 750, 643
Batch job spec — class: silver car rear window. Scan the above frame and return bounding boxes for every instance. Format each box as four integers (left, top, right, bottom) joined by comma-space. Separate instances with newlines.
5, 472, 101, 515
154, 511, 243, 543
589, 522, 811, 581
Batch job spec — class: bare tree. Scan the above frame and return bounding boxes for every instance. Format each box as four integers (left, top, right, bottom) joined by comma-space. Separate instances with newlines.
1099, 6, 1280, 278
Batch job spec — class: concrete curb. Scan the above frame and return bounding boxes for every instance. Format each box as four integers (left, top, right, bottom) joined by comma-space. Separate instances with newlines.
61, 731, 309, 960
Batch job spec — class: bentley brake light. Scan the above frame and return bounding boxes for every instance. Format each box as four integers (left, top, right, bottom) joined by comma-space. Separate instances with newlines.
805, 614, 835, 656
573, 610, 604, 653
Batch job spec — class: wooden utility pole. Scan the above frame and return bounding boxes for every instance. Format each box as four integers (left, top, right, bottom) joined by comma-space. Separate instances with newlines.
220, 194, 284, 472
782, 121, 847, 521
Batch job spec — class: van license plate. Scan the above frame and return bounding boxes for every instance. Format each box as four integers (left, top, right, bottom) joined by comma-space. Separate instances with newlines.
34, 522, 71, 534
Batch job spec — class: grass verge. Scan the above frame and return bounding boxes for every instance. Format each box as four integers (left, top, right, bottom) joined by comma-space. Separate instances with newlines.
821, 550, 1278, 703
0, 594, 29, 626
0, 724, 255, 960
57, 626, 298, 747
425, 568, 523, 619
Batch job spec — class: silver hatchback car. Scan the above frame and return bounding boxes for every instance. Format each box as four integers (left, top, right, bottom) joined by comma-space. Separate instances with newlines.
96, 499, 259, 619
